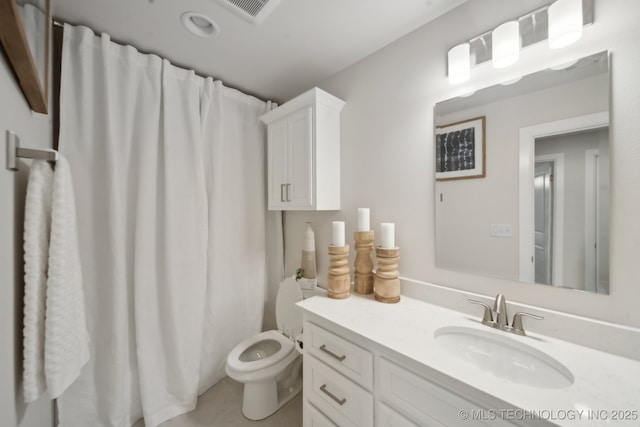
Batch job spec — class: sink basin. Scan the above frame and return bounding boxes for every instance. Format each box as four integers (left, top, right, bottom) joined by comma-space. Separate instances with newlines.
434, 326, 574, 389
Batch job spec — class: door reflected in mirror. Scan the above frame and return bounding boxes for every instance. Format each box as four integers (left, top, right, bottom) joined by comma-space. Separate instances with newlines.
528, 125, 609, 293
534, 160, 554, 285
435, 51, 609, 294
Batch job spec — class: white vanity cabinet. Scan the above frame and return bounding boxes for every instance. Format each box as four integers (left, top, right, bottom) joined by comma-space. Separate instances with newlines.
303, 322, 373, 426
298, 294, 640, 427
259, 87, 345, 211
301, 314, 518, 427
376, 358, 515, 427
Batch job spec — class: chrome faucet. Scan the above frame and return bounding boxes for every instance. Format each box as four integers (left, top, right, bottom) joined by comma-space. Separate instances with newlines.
493, 294, 509, 328
468, 294, 543, 336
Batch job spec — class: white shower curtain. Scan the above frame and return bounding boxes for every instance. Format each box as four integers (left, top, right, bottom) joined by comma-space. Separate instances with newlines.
57, 24, 273, 426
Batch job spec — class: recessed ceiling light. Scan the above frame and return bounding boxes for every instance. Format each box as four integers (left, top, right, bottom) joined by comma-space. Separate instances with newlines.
181, 12, 219, 38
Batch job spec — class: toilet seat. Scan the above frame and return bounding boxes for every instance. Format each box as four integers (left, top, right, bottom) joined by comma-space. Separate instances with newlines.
226, 330, 294, 373
226, 279, 304, 375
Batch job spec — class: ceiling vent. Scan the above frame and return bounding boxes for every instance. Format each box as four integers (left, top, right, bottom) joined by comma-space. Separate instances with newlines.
216, 0, 282, 24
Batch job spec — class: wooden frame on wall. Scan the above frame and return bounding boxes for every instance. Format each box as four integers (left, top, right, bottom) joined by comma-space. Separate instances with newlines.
0, 0, 50, 114
435, 116, 486, 181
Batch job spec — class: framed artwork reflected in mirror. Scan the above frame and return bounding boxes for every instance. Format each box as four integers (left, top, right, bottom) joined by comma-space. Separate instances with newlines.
435, 116, 486, 181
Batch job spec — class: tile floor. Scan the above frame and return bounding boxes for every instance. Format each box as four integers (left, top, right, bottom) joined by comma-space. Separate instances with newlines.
155, 376, 302, 427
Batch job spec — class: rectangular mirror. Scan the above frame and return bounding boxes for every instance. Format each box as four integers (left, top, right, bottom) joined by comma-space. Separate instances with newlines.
435, 51, 610, 294
0, 0, 50, 113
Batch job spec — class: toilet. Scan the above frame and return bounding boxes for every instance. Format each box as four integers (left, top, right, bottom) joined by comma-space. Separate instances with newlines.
225, 278, 324, 420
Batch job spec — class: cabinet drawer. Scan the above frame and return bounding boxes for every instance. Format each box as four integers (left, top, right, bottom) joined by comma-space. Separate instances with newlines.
377, 402, 423, 427
304, 401, 338, 427
378, 358, 514, 427
307, 322, 373, 389
304, 355, 373, 427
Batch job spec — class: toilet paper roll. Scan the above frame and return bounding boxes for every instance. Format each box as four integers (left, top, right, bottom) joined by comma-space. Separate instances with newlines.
295, 334, 304, 354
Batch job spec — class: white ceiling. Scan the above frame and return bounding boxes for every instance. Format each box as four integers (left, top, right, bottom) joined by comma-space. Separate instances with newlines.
52, 0, 467, 102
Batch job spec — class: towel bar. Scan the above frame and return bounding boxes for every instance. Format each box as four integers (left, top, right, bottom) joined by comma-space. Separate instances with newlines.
6, 130, 58, 171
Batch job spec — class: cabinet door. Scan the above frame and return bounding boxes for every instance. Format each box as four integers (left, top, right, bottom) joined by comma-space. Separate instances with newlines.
267, 118, 290, 210
307, 322, 373, 389
378, 358, 516, 427
304, 354, 373, 427
287, 107, 314, 208
377, 402, 423, 427
305, 401, 338, 427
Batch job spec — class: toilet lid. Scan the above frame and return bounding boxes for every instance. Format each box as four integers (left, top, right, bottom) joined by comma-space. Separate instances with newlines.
275, 278, 304, 338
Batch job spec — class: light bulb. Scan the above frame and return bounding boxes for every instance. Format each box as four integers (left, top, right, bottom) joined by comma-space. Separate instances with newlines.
548, 0, 583, 49
448, 43, 470, 85
492, 21, 520, 69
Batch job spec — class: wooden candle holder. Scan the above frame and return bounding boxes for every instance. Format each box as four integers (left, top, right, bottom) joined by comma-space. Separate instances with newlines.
327, 245, 350, 299
374, 246, 400, 303
353, 230, 374, 294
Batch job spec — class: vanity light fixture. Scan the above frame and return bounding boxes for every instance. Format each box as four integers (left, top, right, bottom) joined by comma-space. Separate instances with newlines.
181, 12, 220, 38
492, 21, 520, 69
548, 0, 583, 49
447, 43, 470, 84
446, 0, 592, 85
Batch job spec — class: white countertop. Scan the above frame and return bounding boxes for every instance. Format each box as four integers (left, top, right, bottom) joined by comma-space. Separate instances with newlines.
296, 293, 640, 427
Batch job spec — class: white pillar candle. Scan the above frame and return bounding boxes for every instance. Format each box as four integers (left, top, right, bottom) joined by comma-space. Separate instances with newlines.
357, 208, 370, 231
381, 222, 395, 249
332, 221, 345, 247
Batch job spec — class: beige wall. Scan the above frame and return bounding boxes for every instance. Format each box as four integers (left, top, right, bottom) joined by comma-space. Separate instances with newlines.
282, 0, 640, 328
0, 54, 54, 425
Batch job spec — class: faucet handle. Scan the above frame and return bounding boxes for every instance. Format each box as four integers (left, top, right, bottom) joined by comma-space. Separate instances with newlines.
511, 312, 544, 336
468, 299, 494, 325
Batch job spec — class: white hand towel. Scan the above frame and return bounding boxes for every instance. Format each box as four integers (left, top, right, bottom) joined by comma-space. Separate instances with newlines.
44, 156, 89, 398
23, 160, 54, 403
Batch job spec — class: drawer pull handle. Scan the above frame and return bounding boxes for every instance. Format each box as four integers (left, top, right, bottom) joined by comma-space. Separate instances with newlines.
320, 344, 346, 361
320, 384, 346, 406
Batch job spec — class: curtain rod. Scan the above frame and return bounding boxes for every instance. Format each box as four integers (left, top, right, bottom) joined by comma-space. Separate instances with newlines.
51, 18, 270, 103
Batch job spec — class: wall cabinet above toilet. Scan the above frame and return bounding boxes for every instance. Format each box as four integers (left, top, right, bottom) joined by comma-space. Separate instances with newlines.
260, 88, 345, 211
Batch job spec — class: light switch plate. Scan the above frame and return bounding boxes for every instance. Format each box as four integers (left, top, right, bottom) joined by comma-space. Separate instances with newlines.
490, 224, 513, 237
